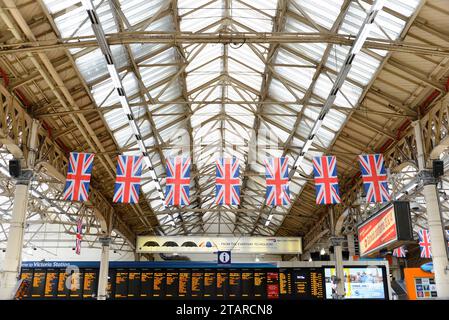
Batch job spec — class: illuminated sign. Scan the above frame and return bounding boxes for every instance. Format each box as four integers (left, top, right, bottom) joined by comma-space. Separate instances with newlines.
136, 236, 302, 254
357, 202, 413, 256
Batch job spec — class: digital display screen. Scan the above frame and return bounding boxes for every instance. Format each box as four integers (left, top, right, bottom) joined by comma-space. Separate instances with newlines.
254, 271, 266, 298
20, 269, 33, 298
191, 271, 204, 298
128, 270, 141, 298
324, 267, 387, 299
31, 269, 46, 298
140, 270, 153, 297
115, 270, 129, 298
19, 266, 368, 300
178, 271, 191, 297
292, 268, 324, 300
83, 270, 97, 298
44, 269, 59, 298
153, 270, 166, 297
166, 271, 179, 297
203, 270, 216, 298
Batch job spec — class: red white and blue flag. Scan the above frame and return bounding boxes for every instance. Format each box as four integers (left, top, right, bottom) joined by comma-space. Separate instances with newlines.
392, 246, 406, 258
165, 157, 191, 206
358, 154, 390, 203
265, 157, 290, 206
446, 230, 449, 248
113, 155, 143, 204
313, 156, 341, 205
418, 229, 432, 258
75, 217, 83, 255
63, 152, 95, 202
215, 157, 240, 205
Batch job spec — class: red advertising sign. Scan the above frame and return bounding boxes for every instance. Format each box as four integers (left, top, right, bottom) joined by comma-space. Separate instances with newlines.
358, 205, 398, 256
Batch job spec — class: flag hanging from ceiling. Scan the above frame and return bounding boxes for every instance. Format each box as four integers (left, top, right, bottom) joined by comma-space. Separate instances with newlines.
313, 156, 341, 205
215, 157, 240, 205
165, 156, 191, 206
446, 230, 449, 248
63, 152, 95, 202
75, 216, 83, 255
418, 229, 432, 258
358, 154, 390, 203
265, 157, 290, 206
392, 246, 406, 258
113, 155, 143, 204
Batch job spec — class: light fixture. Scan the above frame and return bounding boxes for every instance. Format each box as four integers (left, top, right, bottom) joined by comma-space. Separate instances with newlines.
320, 248, 326, 255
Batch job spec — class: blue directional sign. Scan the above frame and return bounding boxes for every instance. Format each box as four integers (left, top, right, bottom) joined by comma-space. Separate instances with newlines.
217, 251, 231, 265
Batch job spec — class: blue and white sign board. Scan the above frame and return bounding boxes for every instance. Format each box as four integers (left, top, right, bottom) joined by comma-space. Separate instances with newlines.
217, 251, 231, 265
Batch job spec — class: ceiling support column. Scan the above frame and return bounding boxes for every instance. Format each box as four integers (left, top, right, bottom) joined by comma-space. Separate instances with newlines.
413, 121, 449, 299
329, 207, 345, 299
97, 236, 112, 300
0, 119, 39, 299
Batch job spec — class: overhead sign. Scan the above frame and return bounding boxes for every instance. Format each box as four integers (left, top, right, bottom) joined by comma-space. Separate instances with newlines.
136, 236, 302, 254
357, 202, 413, 257
217, 251, 231, 265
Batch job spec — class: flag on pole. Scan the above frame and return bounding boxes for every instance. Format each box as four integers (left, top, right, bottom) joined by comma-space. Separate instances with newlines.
113, 155, 143, 204
265, 157, 290, 206
312, 156, 341, 205
392, 246, 406, 258
63, 152, 95, 202
75, 217, 83, 255
165, 157, 191, 206
418, 229, 432, 258
358, 154, 390, 203
215, 157, 240, 205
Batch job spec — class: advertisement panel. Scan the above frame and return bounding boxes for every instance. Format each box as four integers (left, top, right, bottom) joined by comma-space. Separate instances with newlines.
324, 267, 387, 299
136, 236, 302, 254
357, 202, 413, 257
358, 205, 398, 256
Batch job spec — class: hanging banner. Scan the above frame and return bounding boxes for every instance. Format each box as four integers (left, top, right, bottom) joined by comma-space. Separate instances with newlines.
136, 236, 302, 254
357, 201, 413, 257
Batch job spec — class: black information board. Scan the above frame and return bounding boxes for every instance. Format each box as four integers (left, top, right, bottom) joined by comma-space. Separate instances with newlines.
20, 266, 377, 300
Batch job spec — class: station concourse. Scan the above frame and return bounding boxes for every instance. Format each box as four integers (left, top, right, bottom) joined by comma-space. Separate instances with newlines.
0, 0, 448, 304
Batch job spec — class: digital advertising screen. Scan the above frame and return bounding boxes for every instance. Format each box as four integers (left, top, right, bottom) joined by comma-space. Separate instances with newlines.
324, 267, 387, 299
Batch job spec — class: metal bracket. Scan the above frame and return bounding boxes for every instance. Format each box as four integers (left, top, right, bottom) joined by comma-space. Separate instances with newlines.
16, 169, 33, 185
417, 170, 438, 187
99, 237, 112, 246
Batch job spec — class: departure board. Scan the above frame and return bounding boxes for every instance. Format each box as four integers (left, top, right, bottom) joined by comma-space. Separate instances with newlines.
292, 268, 324, 300
20, 269, 33, 298
241, 270, 254, 298
44, 269, 59, 298
216, 271, 228, 298
178, 271, 191, 297
279, 269, 292, 297
166, 271, 179, 297
153, 270, 166, 297
57, 271, 68, 297
267, 272, 279, 299
191, 271, 204, 297
20, 266, 366, 300
128, 270, 141, 298
83, 269, 97, 298
69, 271, 83, 298
254, 271, 266, 298
203, 270, 216, 298
31, 269, 46, 298
115, 270, 129, 298
140, 270, 153, 297
228, 271, 241, 298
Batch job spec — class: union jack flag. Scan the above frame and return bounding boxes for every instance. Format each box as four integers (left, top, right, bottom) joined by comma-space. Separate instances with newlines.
215, 157, 240, 205
312, 156, 341, 205
392, 246, 406, 258
113, 155, 143, 204
265, 157, 290, 206
165, 157, 191, 206
418, 229, 432, 258
75, 217, 82, 255
63, 152, 95, 202
358, 154, 390, 203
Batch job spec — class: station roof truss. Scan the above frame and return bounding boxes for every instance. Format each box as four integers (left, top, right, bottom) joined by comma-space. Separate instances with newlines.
0, 0, 449, 250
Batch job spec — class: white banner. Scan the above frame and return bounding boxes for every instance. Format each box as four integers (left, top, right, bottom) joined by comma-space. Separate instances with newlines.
136, 236, 302, 254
